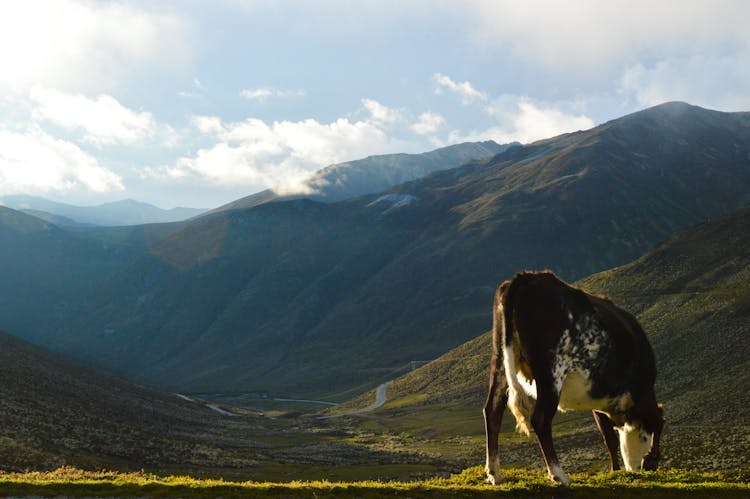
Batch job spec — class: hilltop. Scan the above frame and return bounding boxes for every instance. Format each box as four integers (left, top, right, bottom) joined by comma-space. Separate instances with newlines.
203, 140, 510, 215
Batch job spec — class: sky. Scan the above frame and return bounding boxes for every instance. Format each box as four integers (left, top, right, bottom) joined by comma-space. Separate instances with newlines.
1, 1, 749, 209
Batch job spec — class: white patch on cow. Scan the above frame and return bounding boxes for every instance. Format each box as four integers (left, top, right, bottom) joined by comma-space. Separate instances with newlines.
567, 311, 574, 322
550, 314, 623, 413
585, 339, 601, 356
551, 329, 573, 393
618, 422, 653, 471
558, 370, 595, 411
503, 342, 533, 436
517, 374, 537, 399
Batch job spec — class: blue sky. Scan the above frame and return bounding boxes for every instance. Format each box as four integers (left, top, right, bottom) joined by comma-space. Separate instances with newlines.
1, 0, 749, 209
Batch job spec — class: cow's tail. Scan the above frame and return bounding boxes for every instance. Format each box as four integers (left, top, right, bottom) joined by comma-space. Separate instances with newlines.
500, 275, 533, 436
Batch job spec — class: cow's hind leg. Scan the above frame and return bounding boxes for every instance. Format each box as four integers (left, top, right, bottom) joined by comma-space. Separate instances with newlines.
531, 375, 570, 485
593, 410, 620, 471
483, 355, 508, 484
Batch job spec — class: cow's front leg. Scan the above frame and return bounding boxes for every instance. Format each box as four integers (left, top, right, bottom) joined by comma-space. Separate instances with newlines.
484, 354, 508, 484
531, 378, 570, 485
593, 410, 620, 471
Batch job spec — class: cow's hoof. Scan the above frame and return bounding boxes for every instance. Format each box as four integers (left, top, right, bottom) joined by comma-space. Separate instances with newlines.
548, 466, 571, 486
551, 474, 572, 486
485, 473, 501, 485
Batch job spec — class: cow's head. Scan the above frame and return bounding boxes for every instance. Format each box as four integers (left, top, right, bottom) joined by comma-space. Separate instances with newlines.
620, 403, 664, 471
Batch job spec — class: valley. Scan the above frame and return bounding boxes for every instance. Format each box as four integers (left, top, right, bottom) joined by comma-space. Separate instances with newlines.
3, 102, 750, 402
0, 103, 748, 492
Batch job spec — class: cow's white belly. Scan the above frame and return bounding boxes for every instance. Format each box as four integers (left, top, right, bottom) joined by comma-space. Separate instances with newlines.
557, 370, 603, 411
515, 369, 633, 413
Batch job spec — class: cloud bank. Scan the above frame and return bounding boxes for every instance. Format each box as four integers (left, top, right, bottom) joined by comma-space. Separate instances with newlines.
0, 0, 189, 94
0, 127, 124, 195
157, 102, 412, 194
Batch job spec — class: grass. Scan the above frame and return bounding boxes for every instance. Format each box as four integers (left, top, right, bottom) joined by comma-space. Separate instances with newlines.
0, 466, 748, 498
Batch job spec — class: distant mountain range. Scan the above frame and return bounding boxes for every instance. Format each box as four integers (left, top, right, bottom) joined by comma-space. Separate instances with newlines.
0, 195, 205, 226
1, 102, 749, 402
203, 140, 512, 216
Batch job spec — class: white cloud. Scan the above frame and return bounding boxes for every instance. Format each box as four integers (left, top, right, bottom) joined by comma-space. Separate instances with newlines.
0, 127, 124, 195
411, 112, 446, 135
465, 0, 750, 77
362, 98, 402, 123
619, 54, 750, 112
433, 73, 487, 104
191, 116, 226, 136
240, 87, 306, 101
29, 86, 165, 146
0, 0, 188, 93
453, 97, 594, 144
159, 112, 407, 194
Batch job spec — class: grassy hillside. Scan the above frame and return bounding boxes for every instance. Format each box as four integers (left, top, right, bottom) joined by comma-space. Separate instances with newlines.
6, 102, 750, 401
0, 331, 431, 480
579, 205, 750, 428
327, 204, 750, 472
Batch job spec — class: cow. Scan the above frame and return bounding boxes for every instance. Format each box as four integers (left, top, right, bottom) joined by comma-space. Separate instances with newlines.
483, 270, 663, 485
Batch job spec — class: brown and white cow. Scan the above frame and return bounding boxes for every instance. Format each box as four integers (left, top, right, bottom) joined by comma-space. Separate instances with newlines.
483, 271, 663, 485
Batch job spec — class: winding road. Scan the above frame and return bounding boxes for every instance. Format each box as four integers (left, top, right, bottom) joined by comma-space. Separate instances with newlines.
177, 381, 392, 419
318, 381, 392, 419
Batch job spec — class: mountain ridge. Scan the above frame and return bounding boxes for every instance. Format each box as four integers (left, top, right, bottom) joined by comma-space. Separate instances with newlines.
0, 195, 205, 226
3, 102, 749, 400
202, 140, 512, 216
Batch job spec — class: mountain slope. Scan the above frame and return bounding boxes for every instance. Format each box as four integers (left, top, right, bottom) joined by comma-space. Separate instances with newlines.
579, 204, 750, 426
382, 199, 750, 414
204, 140, 510, 215
0, 195, 205, 226
0, 330, 417, 476
356, 203, 750, 471
382, 204, 750, 411
0, 329, 270, 471
0, 207, 147, 340
9, 102, 750, 400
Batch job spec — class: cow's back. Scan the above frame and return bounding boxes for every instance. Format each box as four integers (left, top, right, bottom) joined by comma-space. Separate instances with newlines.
502, 271, 655, 406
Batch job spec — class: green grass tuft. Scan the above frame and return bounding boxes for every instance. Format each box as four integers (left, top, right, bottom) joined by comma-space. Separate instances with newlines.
1, 466, 748, 498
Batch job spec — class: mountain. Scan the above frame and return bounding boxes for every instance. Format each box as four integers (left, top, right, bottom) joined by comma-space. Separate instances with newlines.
0, 206, 143, 340
5, 102, 750, 401
373, 203, 750, 411
0, 195, 205, 226
0, 329, 405, 476
363, 202, 750, 471
203, 140, 512, 215
17, 209, 93, 227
